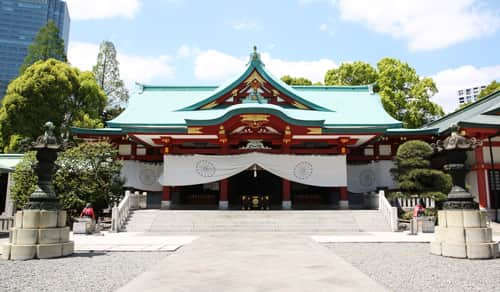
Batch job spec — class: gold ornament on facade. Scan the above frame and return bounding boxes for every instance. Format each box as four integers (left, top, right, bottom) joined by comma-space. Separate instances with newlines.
188, 127, 203, 134
292, 101, 309, 110
218, 125, 228, 144
240, 114, 270, 129
307, 128, 322, 135
200, 101, 218, 110
283, 125, 292, 144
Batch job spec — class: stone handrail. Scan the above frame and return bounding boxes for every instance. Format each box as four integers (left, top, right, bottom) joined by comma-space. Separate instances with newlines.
397, 197, 435, 210
378, 190, 398, 231
111, 190, 132, 232
0, 216, 14, 232
111, 190, 148, 232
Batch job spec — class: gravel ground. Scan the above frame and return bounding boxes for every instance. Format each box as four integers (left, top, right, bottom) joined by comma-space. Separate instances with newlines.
0, 251, 170, 292
326, 243, 500, 292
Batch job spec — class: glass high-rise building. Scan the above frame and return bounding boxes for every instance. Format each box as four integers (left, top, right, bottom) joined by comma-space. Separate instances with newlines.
0, 0, 70, 99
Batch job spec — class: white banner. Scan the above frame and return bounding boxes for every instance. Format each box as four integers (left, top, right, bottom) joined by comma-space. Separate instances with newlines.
347, 160, 396, 193
121, 160, 163, 191
159, 152, 346, 187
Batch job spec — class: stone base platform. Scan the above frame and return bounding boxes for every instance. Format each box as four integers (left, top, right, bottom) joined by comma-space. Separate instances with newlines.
430, 210, 499, 259
1, 210, 74, 260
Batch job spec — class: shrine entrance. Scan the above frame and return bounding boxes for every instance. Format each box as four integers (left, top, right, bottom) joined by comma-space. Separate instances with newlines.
228, 167, 282, 210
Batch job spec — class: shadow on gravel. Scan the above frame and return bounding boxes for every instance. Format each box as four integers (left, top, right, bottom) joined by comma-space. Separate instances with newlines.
71, 252, 109, 258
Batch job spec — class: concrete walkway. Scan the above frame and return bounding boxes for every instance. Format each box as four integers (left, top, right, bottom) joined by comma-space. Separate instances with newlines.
116, 233, 388, 292
70, 232, 197, 252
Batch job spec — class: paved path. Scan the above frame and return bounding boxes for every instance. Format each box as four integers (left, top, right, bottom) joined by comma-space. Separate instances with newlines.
70, 232, 197, 252
116, 233, 388, 292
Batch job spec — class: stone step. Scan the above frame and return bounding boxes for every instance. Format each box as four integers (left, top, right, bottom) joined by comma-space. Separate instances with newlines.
121, 210, 390, 232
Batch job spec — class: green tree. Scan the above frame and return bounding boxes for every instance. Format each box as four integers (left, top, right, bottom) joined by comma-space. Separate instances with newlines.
93, 41, 129, 113
392, 140, 452, 201
324, 61, 378, 85
9, 151, 37, 208
281, 75, 313, 85
377, 58, 443, 128
324, 58, 444, 128
10, 142, 124, 215
478, 80, 500, 99
0, 59, 106, 152
19, 20, 66, 74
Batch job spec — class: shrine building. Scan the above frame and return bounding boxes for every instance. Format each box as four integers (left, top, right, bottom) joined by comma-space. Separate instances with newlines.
72, 48, 500, 216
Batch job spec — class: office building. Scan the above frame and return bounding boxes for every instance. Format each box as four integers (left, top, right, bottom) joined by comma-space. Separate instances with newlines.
0, 0, 70, 98
458, 84, 487, 105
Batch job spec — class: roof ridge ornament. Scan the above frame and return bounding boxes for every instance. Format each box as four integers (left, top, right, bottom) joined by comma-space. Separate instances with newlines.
248, 45, 264, 66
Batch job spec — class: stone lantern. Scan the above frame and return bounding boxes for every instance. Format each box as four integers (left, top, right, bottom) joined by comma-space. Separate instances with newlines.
430, 128, 498, 259
2, 122, 74, 260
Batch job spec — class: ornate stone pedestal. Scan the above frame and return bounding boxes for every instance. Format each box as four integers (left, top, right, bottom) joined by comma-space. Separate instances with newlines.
430, 187, 498, 259
1, 122, 74, 260
2, 210, 74, 260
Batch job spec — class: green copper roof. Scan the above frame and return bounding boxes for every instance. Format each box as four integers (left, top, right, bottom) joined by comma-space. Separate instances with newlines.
102, 48, 402, 132
0, 154, 24, 172
179, 49, 331, 112
422, 90, 500, 133
72, 127, 123, 135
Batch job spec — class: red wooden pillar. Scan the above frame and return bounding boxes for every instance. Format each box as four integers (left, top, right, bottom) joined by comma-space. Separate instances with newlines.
282, 179, 291, 209
162, 186, 171, 209
219, 179, 229, 209
339, 186, 349, 209
475, 146, 488, 208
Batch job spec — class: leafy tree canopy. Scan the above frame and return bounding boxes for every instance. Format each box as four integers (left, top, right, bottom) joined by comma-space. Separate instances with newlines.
93, 41, 129, 112
392, 140, 452, 201
19, 20, 66, 74
0, 59, 106, 152
478, 80, 500, 99
324, 58, 444, 128
281, 75, 313, 86
10, 142, 124, 215
324, 61, 378, 86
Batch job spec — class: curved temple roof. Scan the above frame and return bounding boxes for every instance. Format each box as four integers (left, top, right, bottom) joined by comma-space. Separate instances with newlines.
105, 48, 402, 133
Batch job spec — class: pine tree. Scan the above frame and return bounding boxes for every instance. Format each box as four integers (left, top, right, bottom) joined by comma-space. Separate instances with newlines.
20, 20, 66, 73
392, 140, 452, 201
93, 41, 129, 111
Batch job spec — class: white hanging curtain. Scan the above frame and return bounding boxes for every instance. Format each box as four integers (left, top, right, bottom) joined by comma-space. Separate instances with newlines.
346, 160, 396, 193
159, 152, 346, 187
121, 160, 163, 191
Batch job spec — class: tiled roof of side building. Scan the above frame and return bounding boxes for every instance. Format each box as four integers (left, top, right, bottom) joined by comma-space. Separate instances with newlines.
421, 89, 500, 134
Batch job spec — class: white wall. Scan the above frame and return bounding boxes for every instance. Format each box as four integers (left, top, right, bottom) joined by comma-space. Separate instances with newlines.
347, 161, 396, 193
483, 146, 500, 164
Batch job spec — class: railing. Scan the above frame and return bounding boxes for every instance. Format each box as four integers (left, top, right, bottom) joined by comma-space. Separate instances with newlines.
111, 190, 148, 232
111, 190, 132, 232
378, 190, 398, 232
397, 197, 435, 210
0, 216, 14, 232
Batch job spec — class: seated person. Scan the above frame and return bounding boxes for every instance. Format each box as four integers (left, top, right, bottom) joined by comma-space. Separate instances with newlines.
80, 203, 96, 220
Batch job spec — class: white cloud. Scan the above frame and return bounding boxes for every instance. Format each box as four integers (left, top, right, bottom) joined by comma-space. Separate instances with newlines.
261, 53, 336, 83
193, 49, 336, 83
176, 44, 200, 59
232, 20, 260, 31
194, 50, 246, 81
335, 0, 500, 51
319, 23, 328, 31
432, 64, 500, 113
68, 41, 174, 89
65, 0, 141, 20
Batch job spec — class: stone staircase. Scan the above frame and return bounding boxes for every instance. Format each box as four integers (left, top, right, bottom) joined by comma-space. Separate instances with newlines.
121, 210, 391, 233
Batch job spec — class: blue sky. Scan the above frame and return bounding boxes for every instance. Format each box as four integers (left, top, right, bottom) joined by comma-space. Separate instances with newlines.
65, 0, 500, 113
